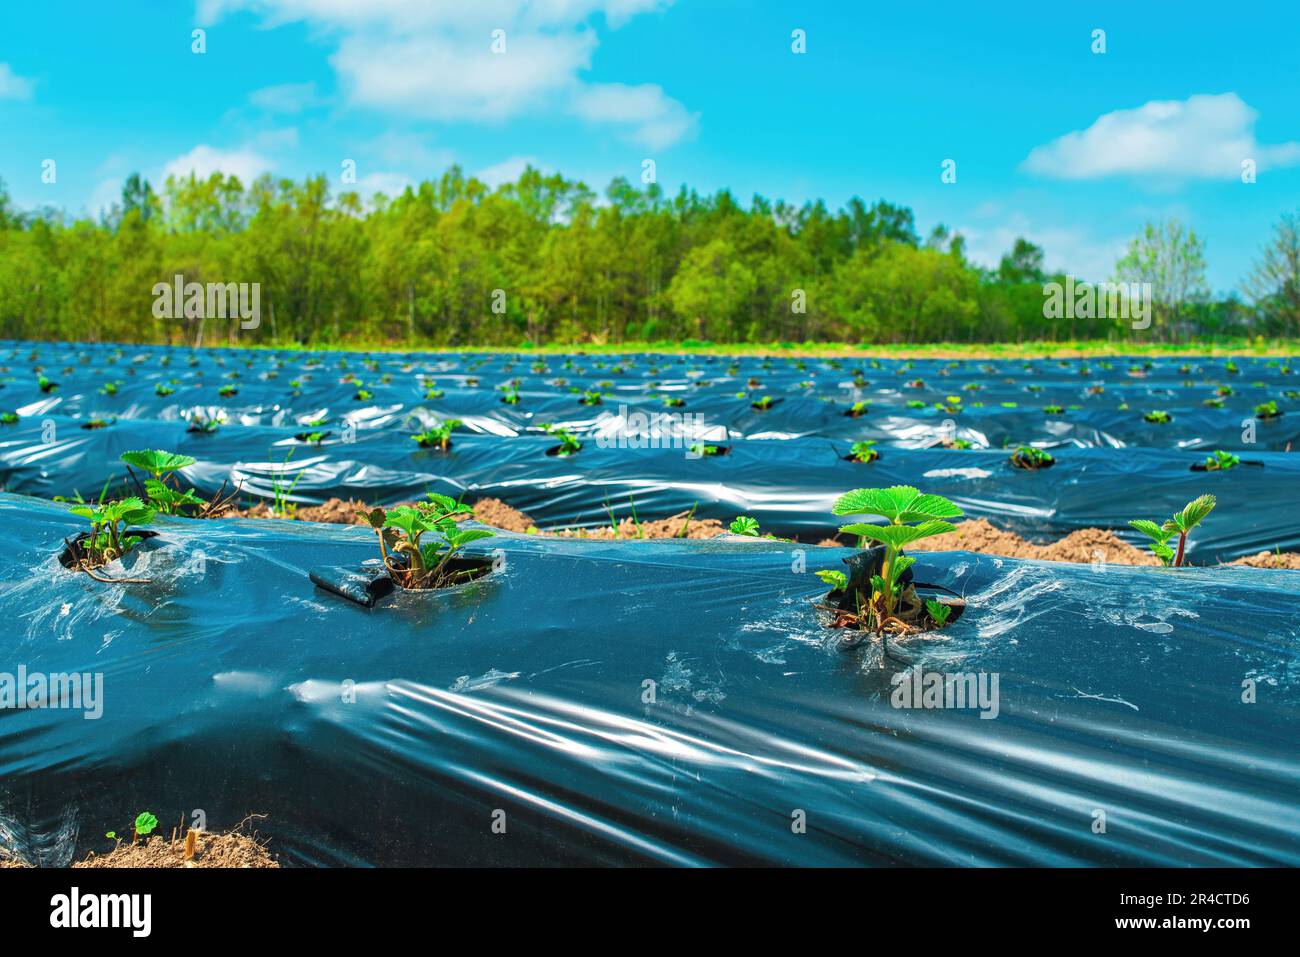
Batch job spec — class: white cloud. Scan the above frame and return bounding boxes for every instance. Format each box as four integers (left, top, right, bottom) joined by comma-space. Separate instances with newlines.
1023, 93, 1300, 180
476, 155, 540, 188
201, 0, 695, 147
355, 171, 413, 200
163, 145, 272, 183
199, 0, 670, 32
958, 212, 1128, 284
0, 63, 34, 100
333, 30, 594, 121
250, 81, 321, 113
573, 82, 697, 148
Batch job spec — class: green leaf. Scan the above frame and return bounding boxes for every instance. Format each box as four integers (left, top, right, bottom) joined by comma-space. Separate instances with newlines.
838, 520, 955, 549
134, 811, 158, 836
729, 516, 760, 536
1128, 519, 1171, 543
815, 569, 848, 590
383, 505, 433, 537
925, 599, 952, 626
120, 449, 196, 477
1169, 494, 1216, 532
447, 528, 496, 548
832, 485, 961, 523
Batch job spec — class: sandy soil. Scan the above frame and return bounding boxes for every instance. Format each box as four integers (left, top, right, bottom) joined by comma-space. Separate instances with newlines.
221, 498, 1299, 566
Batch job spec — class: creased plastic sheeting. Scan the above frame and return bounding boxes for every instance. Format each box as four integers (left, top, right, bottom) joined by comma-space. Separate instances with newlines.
4, 340, 1299, 448
0, 492, 1296, 867
2, 418, 1297, 561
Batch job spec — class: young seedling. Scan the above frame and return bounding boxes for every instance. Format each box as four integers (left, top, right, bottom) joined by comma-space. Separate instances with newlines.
356, 493, 496, 590
1129, 494, 1216, 567
688, 442, 725, 457
67, 496, 156, 577
540, 423, 582, 456
132, 811, 159, 844
1009, 445, 1055, 470
832, 486, 962, 635
1255, 400, 1281, 420
412, 418, 462, 451
1043, 404, 1065, 415
1144, 410, 1172, 423
120, 450, 206, 516
188, 411, 224, 433
847, 440, 879, 463
0, 411, 18, 425
99, 380, 122, 396
845, 400, 869, 418
218, 384, 238, 397
1203, 450, 1240, 471
729, 516, 761, 536
751, 395, 775, 411
155, 383, 175, 396
500, 384, 522, 405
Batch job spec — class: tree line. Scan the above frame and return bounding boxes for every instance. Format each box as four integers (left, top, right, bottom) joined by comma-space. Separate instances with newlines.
0, 167, 1296, 347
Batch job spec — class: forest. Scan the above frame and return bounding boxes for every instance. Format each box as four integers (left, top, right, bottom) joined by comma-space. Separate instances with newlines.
0, 167, 1295, 347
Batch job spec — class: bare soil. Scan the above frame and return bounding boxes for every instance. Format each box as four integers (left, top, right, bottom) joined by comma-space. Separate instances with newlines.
221, 499, 1300, 567
3, 825, 278, 869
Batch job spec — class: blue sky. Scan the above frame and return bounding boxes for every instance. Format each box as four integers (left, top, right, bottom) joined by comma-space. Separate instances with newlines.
2, 1, 1298, 292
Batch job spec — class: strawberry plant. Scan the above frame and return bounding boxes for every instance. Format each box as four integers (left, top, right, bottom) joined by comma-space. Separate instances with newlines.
729, 516, 760, 536
67, 496, 156, 573
845, 400, 869, 418
541, 423, 582, 456
1144, 410, 1172, 423
847, 440, 879, 463
0, 411, 17, 425
155, 383, 175, 396
1202, 450, 1240, 471
831, 486, 962, 635
218, 384, 238, 397
413, 418, 462, 451
188, 411, 224, 433
121, 450, 206, 516
1043, 404, 1064, 414
578, 390, 603, 406
688, 442, 726, 457
1255, 400, 1281, 420
1129, 494, 1216, 567
356, 493, 495, 590
1010, 445, 1055, 470
751, 395, 775, 411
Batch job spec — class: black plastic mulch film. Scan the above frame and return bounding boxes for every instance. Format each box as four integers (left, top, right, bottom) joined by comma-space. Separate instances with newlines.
0, 342, 1296, 865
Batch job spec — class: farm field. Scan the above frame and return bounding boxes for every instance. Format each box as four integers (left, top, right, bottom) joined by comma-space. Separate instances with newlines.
1, 340, 1297, 867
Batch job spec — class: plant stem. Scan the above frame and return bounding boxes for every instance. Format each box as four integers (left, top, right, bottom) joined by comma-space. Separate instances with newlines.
1174, 531, 1188, 567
